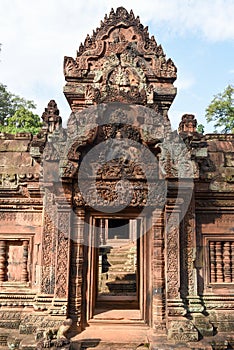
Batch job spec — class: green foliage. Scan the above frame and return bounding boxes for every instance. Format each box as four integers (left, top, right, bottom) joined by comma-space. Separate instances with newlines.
197, 124, 205, 134
205, 84, 234, 133
0, 107, 42, 134
0, 83, 42, 134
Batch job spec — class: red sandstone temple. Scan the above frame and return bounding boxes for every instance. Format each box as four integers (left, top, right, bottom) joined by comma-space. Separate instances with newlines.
0, 7, 234, 350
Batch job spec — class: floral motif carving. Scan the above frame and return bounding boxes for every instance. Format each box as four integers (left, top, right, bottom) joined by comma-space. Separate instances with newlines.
55, 211, 70, 298
0, 174, 18, 187
181, 195, 196, 297
168, 321, 198, 341
74, 179, 166, 208
41, 190, 56, 294
166, 211, 180, 299
0, 212, 41, 225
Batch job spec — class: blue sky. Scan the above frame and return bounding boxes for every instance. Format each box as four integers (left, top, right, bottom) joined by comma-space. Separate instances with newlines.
0, 0, 233, 133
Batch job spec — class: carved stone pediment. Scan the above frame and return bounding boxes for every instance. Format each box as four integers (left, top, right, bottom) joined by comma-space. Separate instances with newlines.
64, 7, 176, 80
63, 7, 177, 111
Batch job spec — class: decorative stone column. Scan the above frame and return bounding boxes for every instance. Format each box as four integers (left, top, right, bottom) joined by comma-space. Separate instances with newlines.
21, 240, 29, 282
166, 200, 199, 342
41, 189, 57, 294
0, 240, 6, 282
180, 193, 204, 314
165, 205, 181, 301
151, 209, 166, 334
69, 208, 85, 329
55, 206, 71, 299
181, 192, 214, 338
210, 241, 216, 283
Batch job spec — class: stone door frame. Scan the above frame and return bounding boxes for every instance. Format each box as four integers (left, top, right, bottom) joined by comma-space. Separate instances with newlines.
84, 211, 152, 325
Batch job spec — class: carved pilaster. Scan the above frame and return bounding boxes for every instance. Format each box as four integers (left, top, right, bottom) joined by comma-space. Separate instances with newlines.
180, 193, 206, 315
183, 194, 197, 296
21, 240, 29, 282
166, 207, 180, 300
69, 208, 85, 327
41, 189, 57, 294
76, 208, 85, 245
55, 208, 71, 298
152, 209, 166, 333
0, 240, 6, 282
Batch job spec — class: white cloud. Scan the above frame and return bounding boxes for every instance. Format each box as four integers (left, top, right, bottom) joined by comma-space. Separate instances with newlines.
0, 0, 233, 125
174, 75, 195, 91
139, 0, 234, 41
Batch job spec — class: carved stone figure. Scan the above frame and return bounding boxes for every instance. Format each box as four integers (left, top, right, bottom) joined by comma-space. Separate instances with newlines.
0, 6, 234, 350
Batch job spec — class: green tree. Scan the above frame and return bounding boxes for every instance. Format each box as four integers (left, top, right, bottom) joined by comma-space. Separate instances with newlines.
1, 106, 42, 134
0, 83, 42, 134
205, 84, 234, 133
197, 124, 205, 134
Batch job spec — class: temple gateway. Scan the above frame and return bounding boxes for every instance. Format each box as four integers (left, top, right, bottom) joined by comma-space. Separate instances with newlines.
0, 7, 234, 350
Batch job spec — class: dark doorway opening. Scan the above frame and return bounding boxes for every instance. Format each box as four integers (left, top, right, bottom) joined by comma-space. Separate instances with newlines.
108, 218, 129, 239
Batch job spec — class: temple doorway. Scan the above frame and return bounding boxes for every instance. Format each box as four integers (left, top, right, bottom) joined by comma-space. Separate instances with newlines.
85, 213, 151, 325
97, 218, 138, 303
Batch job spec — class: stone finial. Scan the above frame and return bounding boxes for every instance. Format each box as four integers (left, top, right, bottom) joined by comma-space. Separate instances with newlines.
41, 100, 62, 134
178, 114, 197, 135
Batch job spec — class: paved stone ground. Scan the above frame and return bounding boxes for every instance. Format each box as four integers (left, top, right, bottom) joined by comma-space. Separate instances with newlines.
1, 327, 234, 349
77, 342, 149, 349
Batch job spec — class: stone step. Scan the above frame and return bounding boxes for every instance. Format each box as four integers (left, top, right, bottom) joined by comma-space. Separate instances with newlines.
105, 281, 136, 293
108, 248, 134, 253
89, 318, 144, 325
71, 322, 150, 348
78, 342, 149, 349
106, 272, 136, 280
107, 261, 134, 267
109, 247, 133, 253
107, 254, 135, 261
95, 300, 138, 309
109, 249, 136, 255
107, 256, 135, 264
107, 268, 136, 275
